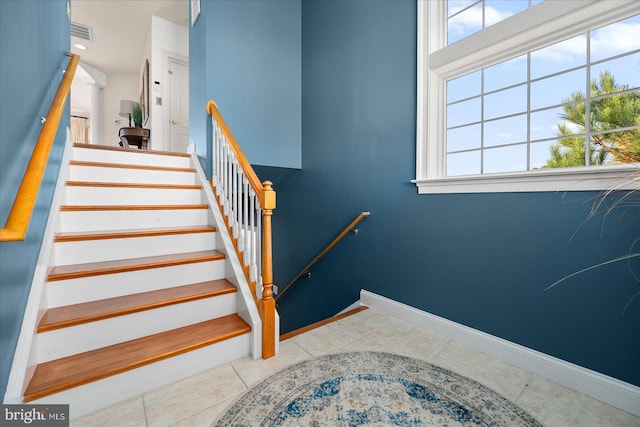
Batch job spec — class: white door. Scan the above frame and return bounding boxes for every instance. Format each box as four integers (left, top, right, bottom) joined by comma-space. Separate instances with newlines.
168, 59, 189, 152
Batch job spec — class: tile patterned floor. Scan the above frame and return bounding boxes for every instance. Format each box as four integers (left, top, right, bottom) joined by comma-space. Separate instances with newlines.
71, 307, 640, 427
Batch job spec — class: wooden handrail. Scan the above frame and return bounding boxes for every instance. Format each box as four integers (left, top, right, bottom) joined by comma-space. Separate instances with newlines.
276, 211, 371, 301
206, 100, 269, 206
206, 100, 276, 358
0, 53, 80, 242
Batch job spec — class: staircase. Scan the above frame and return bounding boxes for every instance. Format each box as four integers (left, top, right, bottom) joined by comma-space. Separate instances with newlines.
22, 143, 258, 417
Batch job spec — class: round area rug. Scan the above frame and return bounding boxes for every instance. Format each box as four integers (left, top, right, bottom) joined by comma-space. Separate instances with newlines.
213, 351, 542, 426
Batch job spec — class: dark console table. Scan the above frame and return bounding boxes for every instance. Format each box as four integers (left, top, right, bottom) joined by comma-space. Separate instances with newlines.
119, 127, 150, 150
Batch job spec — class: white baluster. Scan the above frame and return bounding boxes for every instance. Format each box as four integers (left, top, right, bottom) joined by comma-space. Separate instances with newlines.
217, 123, 223, 190
224, 145, 231, 216
215, 123, 222, 188
216, 125, 222, 190
220, 142, 226, 212
234, 159, 240, 239
257, 205, 263, 289
237, 175, 246, 256
228, 147, 234, 213
211, 120, 216, 188
231, 160, 236, 235
218, 124, 223, 189
230, 159, 237, 238
242, 176, 249, 265
215, 123, 221, 189
233, 156, 242, 239
249, 190, 257, 283
226, 144, 231, 212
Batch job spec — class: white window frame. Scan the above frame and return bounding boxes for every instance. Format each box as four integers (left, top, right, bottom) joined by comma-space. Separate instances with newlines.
414, 0, 640, 194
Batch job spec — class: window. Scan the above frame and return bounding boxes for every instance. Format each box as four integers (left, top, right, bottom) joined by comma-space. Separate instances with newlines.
415, 0, 640, 193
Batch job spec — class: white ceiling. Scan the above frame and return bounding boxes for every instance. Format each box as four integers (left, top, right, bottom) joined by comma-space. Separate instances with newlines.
70, 0, 188, 76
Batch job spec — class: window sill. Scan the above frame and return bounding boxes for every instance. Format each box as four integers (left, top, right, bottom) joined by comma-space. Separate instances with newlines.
412, 164, 640, 194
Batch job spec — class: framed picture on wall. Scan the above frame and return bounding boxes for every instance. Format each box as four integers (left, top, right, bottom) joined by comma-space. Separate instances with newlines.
141, 59, 149, 126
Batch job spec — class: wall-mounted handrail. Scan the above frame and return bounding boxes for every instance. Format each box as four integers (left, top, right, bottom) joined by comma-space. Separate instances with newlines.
0, 53, 79, 242
206, 100, 276, 359
276, 211, 371, 301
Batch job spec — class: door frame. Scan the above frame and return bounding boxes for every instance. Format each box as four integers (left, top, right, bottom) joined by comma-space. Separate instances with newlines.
162, 52, 189, 152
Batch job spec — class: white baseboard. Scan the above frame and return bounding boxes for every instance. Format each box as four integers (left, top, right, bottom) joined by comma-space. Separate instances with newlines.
360, 289, 640, 417
3, 131, 74, 405
338, 300, 364, 315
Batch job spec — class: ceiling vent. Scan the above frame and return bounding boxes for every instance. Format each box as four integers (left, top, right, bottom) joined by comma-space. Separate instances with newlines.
71, 21, 93, 41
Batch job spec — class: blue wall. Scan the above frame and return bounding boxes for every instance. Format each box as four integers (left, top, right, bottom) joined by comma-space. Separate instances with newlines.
264, 0, 639, 387
190, 0, 302, 170
192, 0, 639, 386
0, 0, 70, 398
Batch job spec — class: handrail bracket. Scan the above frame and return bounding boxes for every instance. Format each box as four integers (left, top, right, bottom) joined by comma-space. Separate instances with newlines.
0, 52, 79, 242
276, 211, 370, 301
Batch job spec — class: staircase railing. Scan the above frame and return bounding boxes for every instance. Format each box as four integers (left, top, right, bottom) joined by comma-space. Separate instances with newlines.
206, 100, 276, 359
276, 211, 371, 301
0, 52, 80, 242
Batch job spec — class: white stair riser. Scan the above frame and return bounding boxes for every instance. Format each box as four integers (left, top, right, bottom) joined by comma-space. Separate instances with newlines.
74, 148, 191, 168
54, 232, 216, 266
65, 186, 204, 206
69, 165, 197, 185
47, 260, 226, 307
21, 146, 259, 417
58, 209, 211, 233
31, 333, 252, 419
38, 293, 238, 362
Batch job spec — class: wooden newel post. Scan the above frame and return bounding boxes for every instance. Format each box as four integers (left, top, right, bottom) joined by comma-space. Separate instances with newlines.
259, 181, 276, 358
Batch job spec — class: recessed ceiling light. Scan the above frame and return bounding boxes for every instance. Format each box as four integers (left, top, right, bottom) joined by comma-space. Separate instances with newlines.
74, 43, 87, 50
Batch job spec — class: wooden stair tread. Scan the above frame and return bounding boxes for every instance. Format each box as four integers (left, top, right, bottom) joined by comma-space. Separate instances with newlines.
60, 204, 208, 211
47, 250, 225, 282
38, 279, 237, 332
66, 181, 202, 190
70, 160, 195, 173
73, 143, 191, 158
55, 226, 216, 242
24, 314, 251, 402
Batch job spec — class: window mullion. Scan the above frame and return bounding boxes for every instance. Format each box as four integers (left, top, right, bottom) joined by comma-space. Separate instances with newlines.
527, 52, 532, 171
480, 68, 485, 174
435, 1, 448, 179
585, 29, 592, 166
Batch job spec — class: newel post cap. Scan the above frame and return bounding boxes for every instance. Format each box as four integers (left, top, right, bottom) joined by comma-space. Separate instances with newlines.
261, 181, 276, 210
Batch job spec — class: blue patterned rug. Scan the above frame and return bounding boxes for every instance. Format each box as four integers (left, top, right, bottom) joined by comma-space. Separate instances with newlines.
214, 351, 542, 426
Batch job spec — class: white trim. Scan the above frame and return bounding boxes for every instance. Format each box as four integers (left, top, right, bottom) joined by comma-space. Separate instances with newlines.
413, 163, 640, 193
337, 300, 365, 315
359, 289, 640, 417
191, 153, 280, 358
163, 52, 189, 153
191, 0, 200, 27
3, 130, 74, 404
430, 0, 640, 80
415, 0, 640, 194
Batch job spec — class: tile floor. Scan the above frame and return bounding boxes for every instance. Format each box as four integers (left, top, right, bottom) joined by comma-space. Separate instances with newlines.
71, 307, 640, 427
